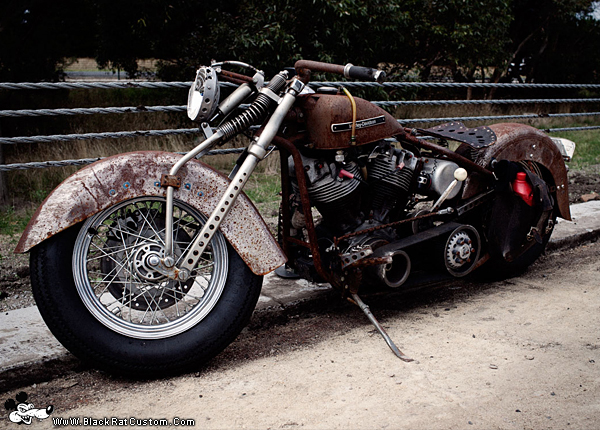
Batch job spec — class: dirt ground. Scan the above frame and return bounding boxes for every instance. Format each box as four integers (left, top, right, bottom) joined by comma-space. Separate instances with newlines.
1, 230, 599, 429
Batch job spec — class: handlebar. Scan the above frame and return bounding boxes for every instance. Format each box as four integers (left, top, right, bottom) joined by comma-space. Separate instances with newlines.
294, 60, 386, 84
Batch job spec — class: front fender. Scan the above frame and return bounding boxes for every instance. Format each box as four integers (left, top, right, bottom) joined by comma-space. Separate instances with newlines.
15, 151, 286, 275
462, 123, 571, 221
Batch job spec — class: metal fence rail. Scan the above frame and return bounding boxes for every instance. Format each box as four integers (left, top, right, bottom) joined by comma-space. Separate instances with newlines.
0, 148, 248, 172
3, 80, 600, 90
1, 79, 599, 172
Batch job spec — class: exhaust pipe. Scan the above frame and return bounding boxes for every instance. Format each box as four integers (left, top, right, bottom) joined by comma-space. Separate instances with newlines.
375, 250, 411, 288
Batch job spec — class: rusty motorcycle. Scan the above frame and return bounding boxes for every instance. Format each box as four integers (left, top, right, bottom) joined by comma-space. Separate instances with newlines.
16, 60, 575, 376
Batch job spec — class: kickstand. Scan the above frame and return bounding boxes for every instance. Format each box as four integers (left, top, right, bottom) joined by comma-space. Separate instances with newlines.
351, 293, 414, 362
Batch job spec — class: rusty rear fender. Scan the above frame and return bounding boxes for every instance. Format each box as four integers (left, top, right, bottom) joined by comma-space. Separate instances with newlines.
462, 123, 571, 221
15, 151, 287, 276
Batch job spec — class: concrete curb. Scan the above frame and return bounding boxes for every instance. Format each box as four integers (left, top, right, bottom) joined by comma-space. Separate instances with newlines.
1, 201, 599, 391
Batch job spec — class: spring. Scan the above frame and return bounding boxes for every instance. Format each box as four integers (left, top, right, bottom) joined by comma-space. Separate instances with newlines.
217, 72, 289, 140
218, 93, 272, 139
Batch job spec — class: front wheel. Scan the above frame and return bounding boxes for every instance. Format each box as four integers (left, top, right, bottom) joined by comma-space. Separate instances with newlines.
30, 196, 262, 377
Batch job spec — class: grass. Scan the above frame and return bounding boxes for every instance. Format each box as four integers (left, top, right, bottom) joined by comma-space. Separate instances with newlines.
551, 128, 600, 171
244, 171, 282, 217
0, 206, 34, 236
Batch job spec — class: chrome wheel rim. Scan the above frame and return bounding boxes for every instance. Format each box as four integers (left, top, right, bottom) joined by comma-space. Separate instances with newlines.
73, 197, 228, 339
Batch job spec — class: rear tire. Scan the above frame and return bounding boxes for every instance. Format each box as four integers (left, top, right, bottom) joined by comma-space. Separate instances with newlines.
30, 197, 262, 377
481, 165, 556, 279
483, 216, 555, 279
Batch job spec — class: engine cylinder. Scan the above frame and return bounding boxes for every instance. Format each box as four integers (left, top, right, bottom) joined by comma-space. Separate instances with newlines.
289, 156, 363, 232
367, 147, 415, 221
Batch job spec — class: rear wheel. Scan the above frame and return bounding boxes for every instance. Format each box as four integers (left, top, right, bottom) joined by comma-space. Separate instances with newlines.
482, 164, 556, 278
31, 196, 262, 377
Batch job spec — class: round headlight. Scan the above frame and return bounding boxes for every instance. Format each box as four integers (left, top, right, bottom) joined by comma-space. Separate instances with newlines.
187, 67, 220, 122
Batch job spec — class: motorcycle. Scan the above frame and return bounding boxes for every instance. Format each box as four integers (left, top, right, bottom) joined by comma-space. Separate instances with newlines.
16, 60, 575, 376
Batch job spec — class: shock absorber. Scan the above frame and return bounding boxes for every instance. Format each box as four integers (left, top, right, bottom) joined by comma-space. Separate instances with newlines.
217, 71, 289, 140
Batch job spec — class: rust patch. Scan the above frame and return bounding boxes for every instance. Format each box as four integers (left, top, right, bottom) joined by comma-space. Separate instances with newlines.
296, 94, 404, 150
462, 123, 571, 221
160, 174, 182, 188
15, 151, 286, 275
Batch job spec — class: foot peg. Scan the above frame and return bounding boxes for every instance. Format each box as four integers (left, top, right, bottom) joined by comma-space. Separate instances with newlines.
351, 293, 414, 362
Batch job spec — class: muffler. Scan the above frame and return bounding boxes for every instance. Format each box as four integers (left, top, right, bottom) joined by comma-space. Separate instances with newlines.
369, 221, 469, 288
374, 250, 411, 288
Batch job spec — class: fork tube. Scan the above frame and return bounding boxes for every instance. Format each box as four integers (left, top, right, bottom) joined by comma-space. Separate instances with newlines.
179, 88, 300, 272
164, 130, 224, 258
164, 186, 176, 258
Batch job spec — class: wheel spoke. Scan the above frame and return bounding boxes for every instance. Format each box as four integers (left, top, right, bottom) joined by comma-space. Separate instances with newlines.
135, 205, 166, 246
73, 196, 228, 339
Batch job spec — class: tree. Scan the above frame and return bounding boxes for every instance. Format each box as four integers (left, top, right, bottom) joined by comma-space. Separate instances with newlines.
150, 0, 413, 80
0, 0, 95, 82
147, 0, 515, 83
2, 0, 600, 84
405, 0, 513, 81
506, 0, 600, 82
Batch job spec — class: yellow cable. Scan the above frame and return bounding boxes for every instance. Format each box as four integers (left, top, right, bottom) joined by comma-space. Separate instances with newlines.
342, 87, 357, 145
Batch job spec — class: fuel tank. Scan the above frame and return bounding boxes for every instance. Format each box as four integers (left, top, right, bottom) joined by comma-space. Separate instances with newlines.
296, 94, 404, 150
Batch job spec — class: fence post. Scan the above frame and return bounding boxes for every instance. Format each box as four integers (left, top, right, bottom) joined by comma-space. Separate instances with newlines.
0, 125, 7, 207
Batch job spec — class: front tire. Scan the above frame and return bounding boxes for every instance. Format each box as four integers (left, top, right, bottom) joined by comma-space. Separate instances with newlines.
30, 197, 262, 377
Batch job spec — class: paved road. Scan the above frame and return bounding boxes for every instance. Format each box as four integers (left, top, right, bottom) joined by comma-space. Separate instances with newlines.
5, 238, 600, 430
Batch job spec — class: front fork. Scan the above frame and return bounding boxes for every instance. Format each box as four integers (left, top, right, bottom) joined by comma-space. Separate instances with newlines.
158, 79, 304, 280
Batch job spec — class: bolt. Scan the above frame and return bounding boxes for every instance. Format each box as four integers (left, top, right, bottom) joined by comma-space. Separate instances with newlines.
163, 257, 175, 268
148, 255, 160, 267
178, 269, 190, 282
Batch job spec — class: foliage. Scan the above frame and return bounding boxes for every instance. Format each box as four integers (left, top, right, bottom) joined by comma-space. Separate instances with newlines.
400, 0, 513, 81
1, 1, 600, 83
0, 206, 31, 236
0, 1, 95, 82
506, 0, 600, 83
151, 0, 512, 81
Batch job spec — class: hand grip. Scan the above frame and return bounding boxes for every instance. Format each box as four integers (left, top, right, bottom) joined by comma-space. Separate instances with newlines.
294, 60, 386, 83
344, 64, 386, 83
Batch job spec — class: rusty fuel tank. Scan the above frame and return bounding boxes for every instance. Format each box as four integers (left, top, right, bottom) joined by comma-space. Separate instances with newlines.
295, 94, 404, 150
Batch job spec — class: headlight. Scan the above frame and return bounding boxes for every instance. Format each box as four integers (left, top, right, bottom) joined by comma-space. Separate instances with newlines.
187, 66, 220, 122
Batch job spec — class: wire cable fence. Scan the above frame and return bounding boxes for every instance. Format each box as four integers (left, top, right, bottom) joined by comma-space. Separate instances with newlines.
1, 79, 599, 172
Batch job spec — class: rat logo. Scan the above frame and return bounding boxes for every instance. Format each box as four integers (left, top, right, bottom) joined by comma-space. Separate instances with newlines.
4, 392, 53, 425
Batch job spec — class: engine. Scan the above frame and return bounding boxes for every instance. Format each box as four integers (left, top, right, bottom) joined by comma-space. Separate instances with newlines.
286, 140, 468, 286
289, 140, 461, 234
